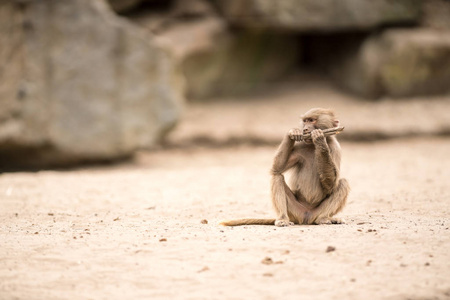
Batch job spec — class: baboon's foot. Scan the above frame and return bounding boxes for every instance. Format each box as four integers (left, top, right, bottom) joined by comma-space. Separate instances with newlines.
330, 217, 345, 224
275, 219, 294, 227
314, 217, 345, 225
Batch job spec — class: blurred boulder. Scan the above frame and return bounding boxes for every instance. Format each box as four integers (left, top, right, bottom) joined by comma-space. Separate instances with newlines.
216, 0, 421, 32
171, 0, 216, 18
130, 0, 216, 34
421, 0, 450, 30
325, 29, 450, 98
181, 28, 299, 99
131, 3, 300, 100
108, 0, 142, 13
108, 0, 172, 13
0, 0, 184, 168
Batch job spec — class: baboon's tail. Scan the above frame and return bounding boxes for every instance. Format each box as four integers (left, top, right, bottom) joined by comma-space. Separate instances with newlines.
220, 218, 276, 226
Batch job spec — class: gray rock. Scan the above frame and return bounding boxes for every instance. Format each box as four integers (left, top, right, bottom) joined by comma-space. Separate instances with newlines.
108, 0, 142, 13
132, 8, 300, 100
421, 0, 450, 30
216, 0, 421, 32
0, 0, 184, 168
107, 0, 172, 14
158, 20, 299, 99
182, 28, 300, 99
327, 29, 450, 98
171, 0, 216, 18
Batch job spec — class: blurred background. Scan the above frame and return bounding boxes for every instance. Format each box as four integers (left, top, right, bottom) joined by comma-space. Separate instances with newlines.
1, 0, 449, 169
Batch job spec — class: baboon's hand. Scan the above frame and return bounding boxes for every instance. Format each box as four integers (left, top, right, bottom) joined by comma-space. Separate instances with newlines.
311, 129, 326, 145
288, 128, 302, 141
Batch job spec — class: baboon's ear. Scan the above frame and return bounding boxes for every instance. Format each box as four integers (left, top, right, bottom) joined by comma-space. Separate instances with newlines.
333, 119, 340, 127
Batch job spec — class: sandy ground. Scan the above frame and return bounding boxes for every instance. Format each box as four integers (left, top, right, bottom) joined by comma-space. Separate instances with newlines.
1, 136, 450, 300
1, 80, 450, 299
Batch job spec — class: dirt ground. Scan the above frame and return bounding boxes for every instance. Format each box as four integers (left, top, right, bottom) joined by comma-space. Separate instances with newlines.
1, 82, 450, 300
1, 137, 449, 300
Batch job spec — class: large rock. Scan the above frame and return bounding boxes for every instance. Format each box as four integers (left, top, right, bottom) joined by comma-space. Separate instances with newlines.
216, 0, 421, 32
107, 0, 172, 14
182, 28, 300, 99
148, 18, 299, 99
421, 0, 450, 29
108, 0, 143, 13
325, 29, 450, 98
124, 0, 300, 100
0, 0, 184, 168
171, 0, 216, 18
131, 2, 300, 101
130, 0, 217, 34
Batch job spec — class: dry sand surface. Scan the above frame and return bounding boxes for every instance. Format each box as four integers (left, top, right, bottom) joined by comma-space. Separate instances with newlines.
1, 137, 450, 300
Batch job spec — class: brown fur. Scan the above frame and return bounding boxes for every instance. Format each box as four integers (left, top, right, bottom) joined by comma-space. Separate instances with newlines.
221, 108, 350, 227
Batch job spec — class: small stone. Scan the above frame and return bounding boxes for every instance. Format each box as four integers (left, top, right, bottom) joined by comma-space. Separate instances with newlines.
326, 246, 336, 253
159, 238, 167, 242
261, 257, 273, 265
198, 266, 210, 273
200, 219, 208, 224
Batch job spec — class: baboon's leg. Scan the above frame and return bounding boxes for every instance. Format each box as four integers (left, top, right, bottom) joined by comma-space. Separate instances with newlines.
271, 139, 303, 227
305, 178, 350, 225
272, 177, 312, 226
284, 182, 313, 224
271, 174, 294, 226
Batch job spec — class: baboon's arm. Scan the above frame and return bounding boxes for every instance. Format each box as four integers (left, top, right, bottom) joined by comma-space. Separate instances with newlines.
271, 133, 303, 175
311, 130, 339, 194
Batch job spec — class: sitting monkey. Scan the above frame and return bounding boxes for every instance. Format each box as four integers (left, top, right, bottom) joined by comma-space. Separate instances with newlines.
221, 108, 350, 227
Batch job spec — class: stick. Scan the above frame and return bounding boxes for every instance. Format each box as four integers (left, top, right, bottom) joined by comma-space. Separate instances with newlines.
293, 126, 345, 141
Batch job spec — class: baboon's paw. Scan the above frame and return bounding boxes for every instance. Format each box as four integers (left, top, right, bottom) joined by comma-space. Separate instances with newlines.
315, 217, 345, 225
330, 217, 345, 224
314, 218, 333, 225
275, 219, 294, 227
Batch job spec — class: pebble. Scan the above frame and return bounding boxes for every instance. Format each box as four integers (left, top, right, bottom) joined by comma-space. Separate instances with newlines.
326, 246, 336, 253
261, 257, 273, 265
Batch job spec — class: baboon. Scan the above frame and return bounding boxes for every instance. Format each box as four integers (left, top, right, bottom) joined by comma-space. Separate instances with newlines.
221, 108, 350, 227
